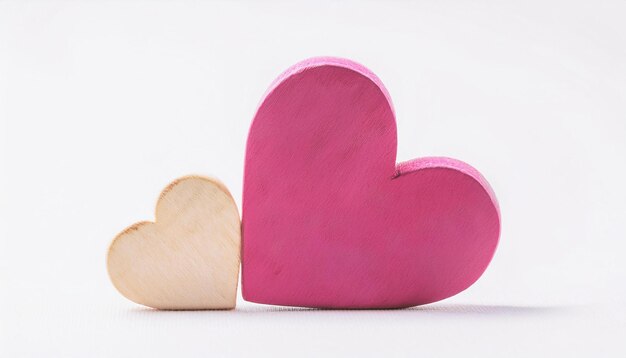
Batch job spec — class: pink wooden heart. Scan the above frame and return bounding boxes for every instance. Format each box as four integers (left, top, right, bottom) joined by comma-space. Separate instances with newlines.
242, 57, 500, 308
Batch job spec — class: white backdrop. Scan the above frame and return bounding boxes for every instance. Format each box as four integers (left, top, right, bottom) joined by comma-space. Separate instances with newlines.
1, 0, 625, 356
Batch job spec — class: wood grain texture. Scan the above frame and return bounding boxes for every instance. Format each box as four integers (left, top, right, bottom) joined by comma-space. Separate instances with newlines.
242, 57, 501, 309
107, 176, 240, 310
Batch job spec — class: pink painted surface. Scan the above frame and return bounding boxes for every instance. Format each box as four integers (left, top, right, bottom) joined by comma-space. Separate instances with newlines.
242, 57, 500, 308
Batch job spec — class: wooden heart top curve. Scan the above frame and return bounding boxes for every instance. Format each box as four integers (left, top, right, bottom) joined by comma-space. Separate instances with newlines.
107, 176, 240, 310
242, 57, 501, 308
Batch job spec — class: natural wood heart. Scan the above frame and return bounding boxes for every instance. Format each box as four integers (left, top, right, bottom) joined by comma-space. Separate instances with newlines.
107, 176, 240, 310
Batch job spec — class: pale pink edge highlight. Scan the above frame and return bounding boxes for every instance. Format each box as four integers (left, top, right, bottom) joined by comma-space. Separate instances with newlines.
256, 56, 396, 117
396, 157, 500, 217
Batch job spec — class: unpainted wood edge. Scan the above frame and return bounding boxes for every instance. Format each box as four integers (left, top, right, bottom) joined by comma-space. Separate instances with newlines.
155, 174, 240, 221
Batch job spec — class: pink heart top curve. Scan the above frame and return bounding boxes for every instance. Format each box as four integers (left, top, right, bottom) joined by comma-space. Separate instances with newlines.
242, 57, 500, 309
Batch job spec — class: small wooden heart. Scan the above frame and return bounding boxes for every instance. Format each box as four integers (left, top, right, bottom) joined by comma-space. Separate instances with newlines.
107, 176, 240, 310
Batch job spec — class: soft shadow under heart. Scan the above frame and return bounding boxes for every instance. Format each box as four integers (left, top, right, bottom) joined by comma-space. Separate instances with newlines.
128, 303, 571, 317
233, 304, 568, 316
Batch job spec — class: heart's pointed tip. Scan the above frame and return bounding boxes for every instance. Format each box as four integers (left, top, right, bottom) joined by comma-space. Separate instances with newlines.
396, 157, 503, 283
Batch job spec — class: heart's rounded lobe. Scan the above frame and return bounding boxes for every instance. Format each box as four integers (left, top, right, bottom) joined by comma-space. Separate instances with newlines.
242, 58, 500, 308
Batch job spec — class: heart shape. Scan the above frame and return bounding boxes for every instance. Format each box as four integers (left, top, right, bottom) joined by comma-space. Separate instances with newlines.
242, 57, 500, 308
107, 176, 240, 310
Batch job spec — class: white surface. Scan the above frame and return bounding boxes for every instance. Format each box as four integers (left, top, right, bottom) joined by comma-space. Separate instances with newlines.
1, 0, 625, 356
